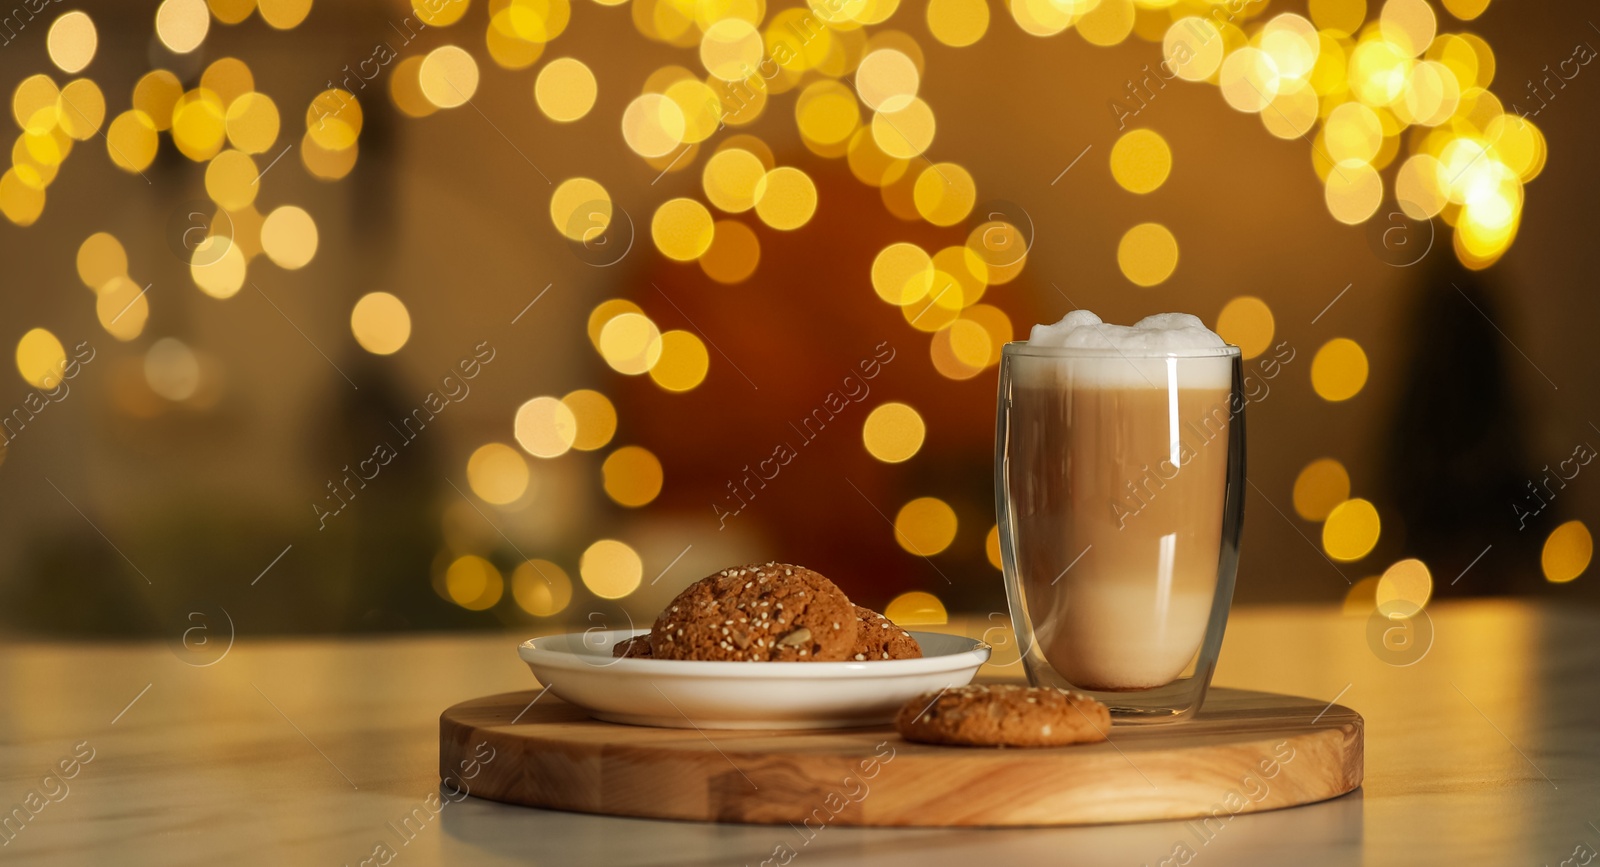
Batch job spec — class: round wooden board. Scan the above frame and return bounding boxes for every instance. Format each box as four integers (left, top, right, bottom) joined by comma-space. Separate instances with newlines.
440, 686, 1362, 827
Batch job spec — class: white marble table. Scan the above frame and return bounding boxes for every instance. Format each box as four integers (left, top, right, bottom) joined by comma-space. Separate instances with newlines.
0, 600, 1594, 866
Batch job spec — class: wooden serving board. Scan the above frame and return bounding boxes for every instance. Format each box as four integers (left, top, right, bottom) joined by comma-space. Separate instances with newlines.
440, 687, 1361, 827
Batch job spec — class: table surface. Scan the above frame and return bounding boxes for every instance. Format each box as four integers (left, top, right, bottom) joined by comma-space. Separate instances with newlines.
0, 600, 1594, 866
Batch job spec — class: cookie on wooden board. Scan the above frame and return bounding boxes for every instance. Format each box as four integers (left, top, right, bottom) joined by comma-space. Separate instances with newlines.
649, 563, 859, 662
895, 684, 1110, 748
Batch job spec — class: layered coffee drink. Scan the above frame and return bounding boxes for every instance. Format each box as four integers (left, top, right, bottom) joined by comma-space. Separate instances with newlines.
1000, 312, 1236, 693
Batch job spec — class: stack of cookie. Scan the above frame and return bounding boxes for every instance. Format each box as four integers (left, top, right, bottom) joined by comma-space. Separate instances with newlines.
612, 562, 923, 663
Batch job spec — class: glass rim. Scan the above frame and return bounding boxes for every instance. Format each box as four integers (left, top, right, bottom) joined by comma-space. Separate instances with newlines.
1001, 341, 1241, 360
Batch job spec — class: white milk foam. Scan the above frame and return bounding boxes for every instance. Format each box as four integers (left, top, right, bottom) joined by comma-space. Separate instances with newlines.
1022, 310, 1231, 389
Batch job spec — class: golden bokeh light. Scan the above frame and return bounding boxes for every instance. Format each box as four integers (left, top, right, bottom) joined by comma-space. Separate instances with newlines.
156, 0, 210, 54
258, 0, 313, 29
1323, 497, 1381, 561
414, 0, 469, 27
535, 57, 597, 122
390, 56, 436, 119
883, 590, 947, 626
225, 92, 280, 153
856, 49, 920, 112
1376, 557, 1433, 618
190, 236, 246, 298
1164, 17, 1225, 82
581, 539, 643, 599
586, 299, 643, 348
467, 442, 531, 505
912, 163, 975, 227
446, 555, 505, 611
513, 560, 574, 616
562, 389, 618, 451
133, 71, 182, 130
598, 311, 664, 375
105, 110, 158, 173
15, 327, 66, 388
926, 0, 988, 47
699, 219, 760, 283
602, 445, 664, 507
1379, 0, 1436, 57
1309, 0, 1366, 36
0, 169, 44, 225
1311, 337, 1369, 401
550, 177, 611, 240
172, 89, 227, 161
985, 524, 1002, 570
862, 402, 926, 464
97, 276, 149, 340
871, 97, 935, 159
1219, 47, 1279, 113
702, 147, 766, 213
1324, 102, 1383, 165
420, 45, 480, 109
1293, 458, 1351, 522
1216, 296, 1274, 359
14, 74, 59, 136
622, 93, 686, 158
1324, 161, 1383, 225
753, 166, 818, 230
796, 80, 859, 149
57, 79, 105, 140
700, 18, 763, 81
208, 0, 257, 25
1075, 0, 1134, 46
144, 338, 201, 402
515, 396, 579, 458
77, 232, 126, 292
260, 205, 318, 269
349, 292, 411, 355
1542, 520, 1592, 584
1110, 128, 1172, 194
1441, 0, 1490, 20
204, 149, 259, 212
648, 330, 709, 392
894, 496, 958, 556
930, 318, 991, 380
871, 242, 934, 305
47, 11, 97, 75
201, 58, 254, 107
1116, 222, 1179, 287
651, 197, 716, 261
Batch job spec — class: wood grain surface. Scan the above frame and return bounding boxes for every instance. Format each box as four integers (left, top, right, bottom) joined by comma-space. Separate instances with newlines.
439, 686, 1362, 827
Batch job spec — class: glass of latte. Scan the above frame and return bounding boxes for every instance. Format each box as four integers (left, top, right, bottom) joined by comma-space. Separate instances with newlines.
996, 311, 1244, 723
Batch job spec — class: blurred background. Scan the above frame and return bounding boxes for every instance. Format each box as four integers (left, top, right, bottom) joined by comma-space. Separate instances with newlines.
0, 0, 1592, 640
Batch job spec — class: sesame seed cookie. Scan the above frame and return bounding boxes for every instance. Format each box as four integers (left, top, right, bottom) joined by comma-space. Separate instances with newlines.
848, 605, 922, 661
895, 684, 1110, 748
611, 633, 654, 659
649, 562, 859, 661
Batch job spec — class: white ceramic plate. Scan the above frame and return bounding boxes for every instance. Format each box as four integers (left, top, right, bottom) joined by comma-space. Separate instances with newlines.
518, 629, 991, 730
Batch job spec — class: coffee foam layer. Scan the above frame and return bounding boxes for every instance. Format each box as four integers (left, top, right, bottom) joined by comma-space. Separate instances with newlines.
1020, 310, 1231, 389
